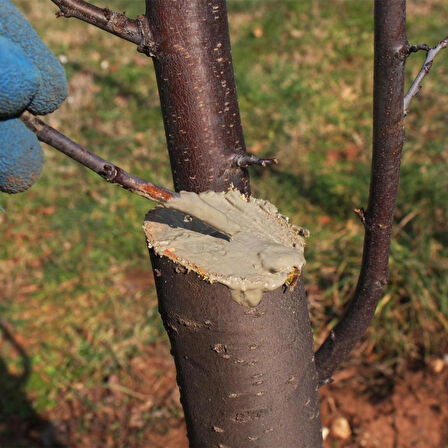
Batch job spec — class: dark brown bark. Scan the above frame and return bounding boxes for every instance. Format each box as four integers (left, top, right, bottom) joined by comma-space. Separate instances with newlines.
144, 0, 322, 446
146, 0, 250, 194
315, 0, 407, 385
150, 254, 322, 447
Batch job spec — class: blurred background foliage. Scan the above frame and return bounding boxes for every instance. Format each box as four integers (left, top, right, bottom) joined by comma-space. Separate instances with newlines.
0, 0, 447, 444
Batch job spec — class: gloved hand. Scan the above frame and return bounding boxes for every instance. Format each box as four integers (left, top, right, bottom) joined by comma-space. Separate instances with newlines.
0, 0, 67, 193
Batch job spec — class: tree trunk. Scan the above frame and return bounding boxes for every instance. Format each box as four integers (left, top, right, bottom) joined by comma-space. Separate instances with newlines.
150, 255, 321, 447
146, 0, 250, 195
145, 0, 322, 446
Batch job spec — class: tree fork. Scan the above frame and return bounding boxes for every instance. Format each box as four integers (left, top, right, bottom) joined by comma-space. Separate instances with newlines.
144, 0, 322, 446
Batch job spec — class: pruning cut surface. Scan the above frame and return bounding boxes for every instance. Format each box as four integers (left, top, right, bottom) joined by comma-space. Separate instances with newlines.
144, 189, 308, 307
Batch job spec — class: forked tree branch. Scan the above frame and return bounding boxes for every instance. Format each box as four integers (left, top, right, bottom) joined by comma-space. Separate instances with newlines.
314, 0, 407, 386
50, 0, 156, 56
21, 112, 175, 203
404, 36, 448, 116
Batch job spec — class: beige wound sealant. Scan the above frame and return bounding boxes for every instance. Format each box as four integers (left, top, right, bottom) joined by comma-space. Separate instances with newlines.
143, 189, 308, 307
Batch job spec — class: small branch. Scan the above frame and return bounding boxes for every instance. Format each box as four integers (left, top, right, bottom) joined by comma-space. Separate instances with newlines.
353, 208, 366, 228
407, 43, 430, 53
404, 36, 448, 116
233, 154, 278, 168
136, 14, 157, 57
21, 112, 175, 203
50, 0, 156, 56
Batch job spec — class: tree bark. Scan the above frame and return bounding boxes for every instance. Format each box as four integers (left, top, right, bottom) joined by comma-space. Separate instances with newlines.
145, 0, 322, 446
146, 0, 249, 194
315, 0, 407, 384
150, 255, 322, 447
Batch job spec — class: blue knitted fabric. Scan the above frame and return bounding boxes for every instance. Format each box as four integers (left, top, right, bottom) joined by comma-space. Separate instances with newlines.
0, 36, 41, 119
0, 119, 44, 193
0, 0, 67, 115
0, 0, 67, 193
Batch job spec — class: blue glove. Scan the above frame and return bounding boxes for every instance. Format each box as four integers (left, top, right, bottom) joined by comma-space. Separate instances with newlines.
0, 0, 68, 193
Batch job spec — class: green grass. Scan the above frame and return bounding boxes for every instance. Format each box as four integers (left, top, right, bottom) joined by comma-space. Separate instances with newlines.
1, 0, 447, 441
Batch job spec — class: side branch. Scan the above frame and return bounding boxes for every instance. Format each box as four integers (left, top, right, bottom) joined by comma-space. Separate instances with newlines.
21, 112, 175, 203
50, 0, 155, 56
314, 0, 407, 386
404, 36, 448, 116
233, 153, 278, 168
407, 43, 430, 53
353, 208, 366, 228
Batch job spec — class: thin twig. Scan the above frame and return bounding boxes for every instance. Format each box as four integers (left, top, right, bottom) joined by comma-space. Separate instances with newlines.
404, 36, 448, 116
353, 208, 366, 228
233, 154, 278, 168
21, 112, 175, 203
50, 0, 156, 56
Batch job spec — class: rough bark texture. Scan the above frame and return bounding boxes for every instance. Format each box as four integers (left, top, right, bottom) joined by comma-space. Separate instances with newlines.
150, 254, 322, 447
145, 0, 322, 446
315, 0, 407, 385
